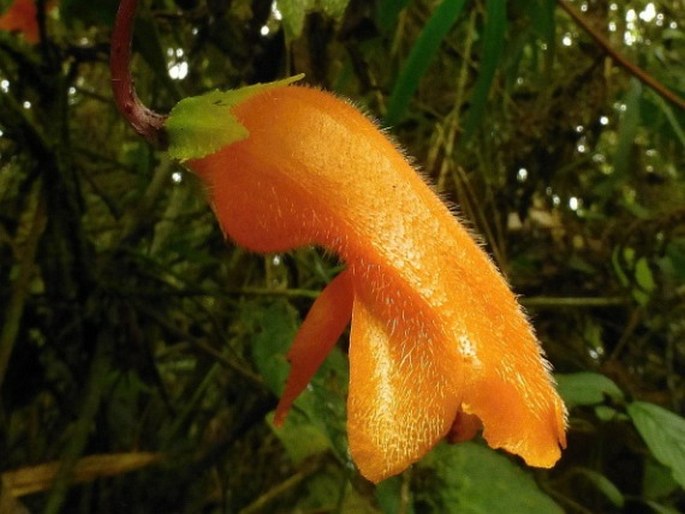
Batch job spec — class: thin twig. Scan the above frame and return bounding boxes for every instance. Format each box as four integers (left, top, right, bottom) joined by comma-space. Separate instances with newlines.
238, 458, 322, 514
557, 0, 685, 111
522, 296, 630, 308
609, 306, 643, 361
0, 183, 46, 393
4, 453, 162, 497
42, 334, 112, 514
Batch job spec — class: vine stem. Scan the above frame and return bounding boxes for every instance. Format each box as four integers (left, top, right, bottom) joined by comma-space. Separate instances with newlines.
557, 0, 685, 111
110, 0, 168, 148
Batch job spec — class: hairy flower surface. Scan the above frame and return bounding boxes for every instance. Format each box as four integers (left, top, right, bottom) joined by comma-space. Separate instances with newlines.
180, 84, 567, 483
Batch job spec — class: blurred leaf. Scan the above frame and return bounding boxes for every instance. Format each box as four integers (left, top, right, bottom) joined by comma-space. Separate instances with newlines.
107, 371, 152, 447
299, 469, 379, 513
269, 345, 349, 463
268, 411, 330, 464
319, 0, 349, 18
567, 254, 597, 274
630, 285, 646, 306
555, 372, 624, 408
611, 247, 654, 304
384, 0, 467, 125
376, 476, 414, 514
305, 347, 349, 458
526, 0, 555, 46
594, 405, 628, 422
376, 0, 412, 33
247, 294, 349, 463
613, 79, 642, 177
643, 459, 681, 500
627, 401, 685, 489
582, 319, 604, 356
635, 257, 655, 293
242, 299, 299, 395
415, 442, 563, 513
632, 256, 655, 305
277, 0, 350, 39
644, 501, 683, 514
650, 93, 685, 147
60, 0, 119, 27
575, 468, 625, 507
611, 246, 631, 288
460, 0, 507, 144
277, 0, 314, 39
664, 239, 685, 281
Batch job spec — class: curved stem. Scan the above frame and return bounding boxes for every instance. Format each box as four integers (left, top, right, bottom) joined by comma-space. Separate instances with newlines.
557, 0, 685, 111
110, 0, 168, 148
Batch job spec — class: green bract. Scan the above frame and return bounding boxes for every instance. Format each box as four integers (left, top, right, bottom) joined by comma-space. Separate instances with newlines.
166, 74, 304, 161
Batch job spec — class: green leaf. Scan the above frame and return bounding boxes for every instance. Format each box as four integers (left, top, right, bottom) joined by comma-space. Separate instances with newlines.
643, 459, 681, 500
298, 469, 379, 513
268, 410, 330, 464
302, 345, 350, 461
276, 0, 350, 39
594, 405, 628, 422
527, 0, 555, 46
567, 254, 597, 274
241, 299, 299, 395
627, 401, 685, 489
61, 0, 120, 27
632, 257, 655, 305
644, 501, 683, 514
555, 372, 624, 408
243, 298, 349, 462
611, 246, 634, 288
376, 476, 414, 514
166, 75, 304, 161
277, 0, 314, 39
664, 239, 685, 281
635, 257, 655, 293
460, 0, 507, 144
613, 79, 642, 177
384, 0, 468, 126
649, 91, 685, 148
415, 442, 563, 513
269, 340, 349, 463
376, 0, 412, 33
575, 468, 624, 507
319, 0, 350, 18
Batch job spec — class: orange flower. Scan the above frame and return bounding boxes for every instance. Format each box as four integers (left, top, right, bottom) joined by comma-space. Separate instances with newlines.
0, 0, 55, 44
183, 84, 567, 483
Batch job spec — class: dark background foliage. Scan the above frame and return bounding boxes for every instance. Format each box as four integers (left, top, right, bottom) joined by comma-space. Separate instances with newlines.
0, 0, 683, 512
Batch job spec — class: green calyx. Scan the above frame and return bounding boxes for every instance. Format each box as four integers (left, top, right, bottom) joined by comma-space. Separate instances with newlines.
166, 74, 304, 161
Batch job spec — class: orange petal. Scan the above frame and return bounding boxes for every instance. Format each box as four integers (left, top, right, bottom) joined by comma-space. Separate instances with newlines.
273, 270, 353, 426
187, 85, 567, 471
347, 289, 463, 483
447, 409, 482, 444
0, 0, 42, 44
461, 344, 567, 467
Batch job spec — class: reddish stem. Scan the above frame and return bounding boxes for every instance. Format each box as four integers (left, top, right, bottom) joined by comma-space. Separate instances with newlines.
110, 0, 168, 148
